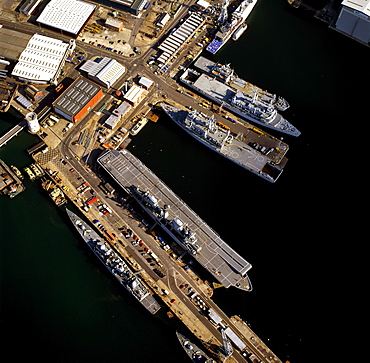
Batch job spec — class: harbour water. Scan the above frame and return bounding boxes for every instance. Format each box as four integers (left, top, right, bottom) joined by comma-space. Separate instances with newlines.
0, 1, 365, 362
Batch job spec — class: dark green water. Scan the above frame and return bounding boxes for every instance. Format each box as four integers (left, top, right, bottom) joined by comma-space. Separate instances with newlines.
1, 1, 365, 362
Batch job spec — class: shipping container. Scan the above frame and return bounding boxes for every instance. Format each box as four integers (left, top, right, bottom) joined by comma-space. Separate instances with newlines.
105, 230, 116, 241
86, 196, 98, 205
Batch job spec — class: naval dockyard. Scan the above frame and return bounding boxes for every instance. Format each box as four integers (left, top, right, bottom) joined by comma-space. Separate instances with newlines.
0, 0, 301, 362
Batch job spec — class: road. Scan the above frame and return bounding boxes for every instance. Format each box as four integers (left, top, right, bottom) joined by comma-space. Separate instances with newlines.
0, 8, 282, 363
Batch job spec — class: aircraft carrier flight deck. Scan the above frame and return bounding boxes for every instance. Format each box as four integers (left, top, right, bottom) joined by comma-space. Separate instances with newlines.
97, 149, 252, 291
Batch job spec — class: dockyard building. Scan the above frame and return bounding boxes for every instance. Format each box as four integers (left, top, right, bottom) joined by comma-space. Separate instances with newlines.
105, 18, 124, 32
123, 85, 147, 107
19, 0, 43, 16
25, 85, 43, 102
36, 0, 96, 37
107, 0, 149, 15
11, 34, 75, 85
138, 76, 153, 90
80, 57, 126, 89
52, 76, 103, 123
157, 13, 205, 65
335, 0, 370, 44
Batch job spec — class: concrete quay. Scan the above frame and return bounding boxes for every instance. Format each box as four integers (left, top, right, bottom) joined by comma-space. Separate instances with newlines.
0, 1, 287, 360
28, 127, 283, 363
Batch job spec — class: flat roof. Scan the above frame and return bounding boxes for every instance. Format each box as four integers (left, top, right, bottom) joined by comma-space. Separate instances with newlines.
37, 0, 96, 35
98, 149, 252, 290
0, 29, 33, 60
53, 76, 101, 117
341, 0, 370, 15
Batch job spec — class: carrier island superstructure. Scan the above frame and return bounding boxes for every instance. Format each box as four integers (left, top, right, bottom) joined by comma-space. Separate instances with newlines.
180, 56, 300, 137
67, 209, 161, 314
97, 149, 252, 291
161, 103, 289, 183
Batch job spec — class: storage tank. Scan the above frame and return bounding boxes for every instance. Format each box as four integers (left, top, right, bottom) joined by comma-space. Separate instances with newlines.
25, 112, 40, 134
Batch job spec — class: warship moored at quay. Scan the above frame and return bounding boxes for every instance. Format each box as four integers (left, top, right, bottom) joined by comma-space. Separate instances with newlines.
180, 56, 300, 136
97, 149, 252, 291
67, 209, 161, 314
176, 331, 214, 362
207, 0, 257, 54
161, 103, 288, 183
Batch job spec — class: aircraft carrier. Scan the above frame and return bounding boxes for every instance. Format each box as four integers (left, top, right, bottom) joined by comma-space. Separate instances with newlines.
97, 149, 252, 291
67, 209, 161, 314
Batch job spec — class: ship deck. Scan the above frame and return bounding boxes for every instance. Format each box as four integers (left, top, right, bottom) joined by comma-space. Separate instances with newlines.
67, 209, 161, 314
164, 104, 288, 167
98, 150, 252, 290
194, 56, 276, 102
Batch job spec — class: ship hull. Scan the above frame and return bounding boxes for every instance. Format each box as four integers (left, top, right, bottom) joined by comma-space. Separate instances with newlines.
180, 71, 300, 137
162, 105, 280, 183
66, 209, 160, 314
176, 331, 213, 362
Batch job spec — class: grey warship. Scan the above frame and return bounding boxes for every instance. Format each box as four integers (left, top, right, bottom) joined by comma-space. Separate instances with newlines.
180, 56, 300, 136
161, 103, 288, 183
176, 331, 214, 362
66, 209, 160, 314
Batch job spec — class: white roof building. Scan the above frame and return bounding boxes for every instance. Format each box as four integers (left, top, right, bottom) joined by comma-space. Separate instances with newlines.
123, 85, 147, 107
335, 0, 370, 44
11, 34, 75, 84
36, 0, 96, 36
138, 76, 153, 90
80, 57, 126, 88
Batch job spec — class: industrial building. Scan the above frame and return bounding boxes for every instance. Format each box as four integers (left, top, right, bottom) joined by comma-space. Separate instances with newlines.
138, 76, 153, 90
108, 0, 149, 15
52, 76, 103, 123
105, 18, 124, 32
80, 57, 126, 88
19, 0, 43, 16
123, 85, 147, 107
25, 85, 43, 101
11, 34, 75, 84
157, 13, 205, 65
36, 0, 96, 37
335, 0, 370, 44
0, 28, 33, 61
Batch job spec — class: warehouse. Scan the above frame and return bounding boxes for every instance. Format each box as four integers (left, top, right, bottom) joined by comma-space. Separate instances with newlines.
11, 34, 75, 84
52, 76, 103, 123
80, 57, 126, 88
335, 0, 370, 44
36, 0, 96, 37
108, 0, 148, 15
123, 85, 147, 107
157, 13, 204, 64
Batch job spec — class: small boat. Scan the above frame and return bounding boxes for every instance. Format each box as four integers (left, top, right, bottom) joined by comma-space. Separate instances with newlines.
130, 117, 148, 136
10, 165, 24, 180
23, 166, 36, 181
232, 23, 248, 41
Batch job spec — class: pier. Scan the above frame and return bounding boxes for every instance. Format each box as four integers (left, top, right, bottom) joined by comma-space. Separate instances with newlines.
0, 120, 26, 148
